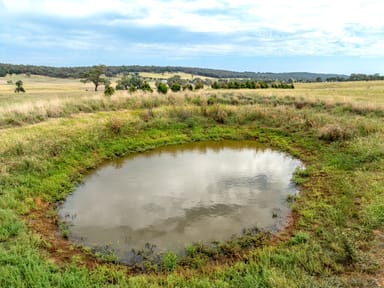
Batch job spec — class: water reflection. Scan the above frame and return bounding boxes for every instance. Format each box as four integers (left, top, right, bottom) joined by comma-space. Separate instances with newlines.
58, 141, 302, 263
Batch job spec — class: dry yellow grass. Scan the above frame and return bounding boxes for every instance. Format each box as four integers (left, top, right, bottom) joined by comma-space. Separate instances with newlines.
251, 81, 384, 104
139, 71, 215, 80
1, 75, 384, 125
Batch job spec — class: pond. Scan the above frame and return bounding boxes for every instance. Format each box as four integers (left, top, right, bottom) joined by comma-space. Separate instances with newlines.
58, 141, 302, 264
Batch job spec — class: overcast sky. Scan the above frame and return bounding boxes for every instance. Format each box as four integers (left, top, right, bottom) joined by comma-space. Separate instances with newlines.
1, 0, 383, 74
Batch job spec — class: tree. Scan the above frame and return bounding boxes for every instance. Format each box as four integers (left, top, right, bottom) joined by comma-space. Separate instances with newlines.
192, 78, 204, 90
157, 82, 168, 94
0, 67, 7, 77
116, 74, 143, 90
211, 81, 220, 89
14, 80, 25, 93
141, 81, 153, 93
167, 75, 186, 88
104, 85, 115, 97
183, 83, 193, 91
116, 75, 153, 93
170, 82, 181, 92
245, 80, 255, 89
80, 65, 107, 91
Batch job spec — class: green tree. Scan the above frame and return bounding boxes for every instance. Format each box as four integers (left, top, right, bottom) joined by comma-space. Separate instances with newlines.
170, 82, 181, 92
14, 80, 25, 93
0, 67, 7, 77
193, 78, 204, 90
104, 85, 115, 97
183, 83, 193, 91
245, 80, 255, 89
157, 82, 168, 94
167, 75, 184, 87
260, 82, 269, 88
211, 81, 220, 89
116, 74, 143, 91
80, 65, 107, 91
141, 81, 153, 93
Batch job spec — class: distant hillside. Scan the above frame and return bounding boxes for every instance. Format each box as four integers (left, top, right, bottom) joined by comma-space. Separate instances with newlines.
0, 63, 351, 82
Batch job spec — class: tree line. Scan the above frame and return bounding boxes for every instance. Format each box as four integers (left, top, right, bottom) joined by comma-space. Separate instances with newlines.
80, 66, 206, 95
80, 66, 296, 96
2, 63, 382, 83
324, 73, 384, 82
211, 80, 294, 89
2, 63, 375, 82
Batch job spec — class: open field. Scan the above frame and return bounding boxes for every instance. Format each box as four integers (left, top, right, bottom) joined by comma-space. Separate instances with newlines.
140, 71, 196, 80
0, 78, 384, 287
2, 75, 384, 106
1, 75, 384, 128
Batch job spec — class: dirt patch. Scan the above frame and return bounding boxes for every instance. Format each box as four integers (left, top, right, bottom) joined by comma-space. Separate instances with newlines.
270, 211, 298, 244
23, 198, 102, 269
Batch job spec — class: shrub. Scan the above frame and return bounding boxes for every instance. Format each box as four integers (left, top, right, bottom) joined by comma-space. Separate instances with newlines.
104, 85, 115, 97
107, 117, 123, 134
162, 252, 178, 271
194, 81, 204, 90
210, 104, 228, 124
185, 245, 198, 257
318, 124, 353, 142
14, 80, 26, 93
128, 85, 137, 93
157, 82, 168, 94
170, 83, 181, 92
183, 83, 194, 91
141, 81, 153, 93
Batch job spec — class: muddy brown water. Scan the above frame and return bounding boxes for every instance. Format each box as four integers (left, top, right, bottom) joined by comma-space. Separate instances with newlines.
58, 141, 302, 264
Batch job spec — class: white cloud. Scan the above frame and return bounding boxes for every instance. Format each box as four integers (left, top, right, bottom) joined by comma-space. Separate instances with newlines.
2, 0, 129, 17
2, 0, 383, 32
1, 0, 384, 57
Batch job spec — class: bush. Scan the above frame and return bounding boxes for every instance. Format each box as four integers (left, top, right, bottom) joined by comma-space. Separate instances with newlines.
194, 81, 204, 90
170, 83, 181, 92
157, 82, 168, 94
141, 81, 153, 93
183, 83, 194, 91
107, 117, 123, 134
162, 252, 178, 271
14, 80, 26, 93
318, 124, 353, 142
104, 85, 115, 96
209, 104, 228, 124
128, 85, 137, 93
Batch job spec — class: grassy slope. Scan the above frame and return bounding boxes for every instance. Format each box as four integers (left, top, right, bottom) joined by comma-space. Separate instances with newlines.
0, 78, 384, 287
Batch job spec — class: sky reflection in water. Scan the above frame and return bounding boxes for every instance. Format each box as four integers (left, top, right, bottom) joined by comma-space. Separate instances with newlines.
58, 141, 302, 263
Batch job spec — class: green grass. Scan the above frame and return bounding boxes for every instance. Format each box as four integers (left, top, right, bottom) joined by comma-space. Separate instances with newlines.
0, 78, 383, 286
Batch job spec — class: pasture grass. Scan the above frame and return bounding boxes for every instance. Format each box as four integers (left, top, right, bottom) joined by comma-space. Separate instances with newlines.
0, 78, 383, 287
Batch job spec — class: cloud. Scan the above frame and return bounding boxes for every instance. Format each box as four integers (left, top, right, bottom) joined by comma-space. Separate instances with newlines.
2, 0, 383, 32
0, 0, 384, 71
